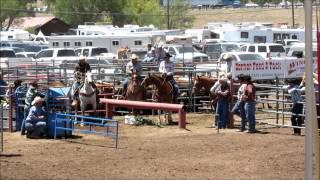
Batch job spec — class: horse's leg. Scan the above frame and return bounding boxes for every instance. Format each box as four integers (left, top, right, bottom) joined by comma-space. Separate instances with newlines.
74, 103, 78, 125
167, 111, 173, 125
80, 101, 85, 127
92, 99, 97, 117
158, 109, 161, 126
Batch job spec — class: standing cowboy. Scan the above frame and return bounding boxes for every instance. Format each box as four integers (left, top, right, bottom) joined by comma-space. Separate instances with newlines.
159, 52, 180, 100
71, 56, 92, 106
123, 54, 143, 96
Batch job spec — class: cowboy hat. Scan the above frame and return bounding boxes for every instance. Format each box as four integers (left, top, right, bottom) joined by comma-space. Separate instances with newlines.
32, 96, 44, 105
79, 55, 86, 61
218, 73, 228, 82
131, 54, 139, 60
221, 53, 233, 61
165, 52, 172, 58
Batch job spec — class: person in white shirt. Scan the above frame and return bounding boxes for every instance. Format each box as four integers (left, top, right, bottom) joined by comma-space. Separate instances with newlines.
159, 52, 180, 100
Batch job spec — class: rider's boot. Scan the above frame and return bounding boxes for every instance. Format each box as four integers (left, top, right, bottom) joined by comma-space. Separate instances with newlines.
71, 97, 78, 107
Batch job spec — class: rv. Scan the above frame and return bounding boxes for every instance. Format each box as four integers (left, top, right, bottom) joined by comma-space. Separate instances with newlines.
48, 33, 166, 55
0, 29, 31, 41
205, 22, 308, 43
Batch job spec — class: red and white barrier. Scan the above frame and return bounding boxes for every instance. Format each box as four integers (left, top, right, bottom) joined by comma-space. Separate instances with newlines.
100, 99, 187, 129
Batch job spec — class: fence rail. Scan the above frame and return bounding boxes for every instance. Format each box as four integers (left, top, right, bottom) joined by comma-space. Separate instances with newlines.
54, 113, 119, 148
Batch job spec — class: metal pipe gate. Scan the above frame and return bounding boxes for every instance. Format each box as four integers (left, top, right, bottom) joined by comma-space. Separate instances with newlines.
100, 98, 187, 129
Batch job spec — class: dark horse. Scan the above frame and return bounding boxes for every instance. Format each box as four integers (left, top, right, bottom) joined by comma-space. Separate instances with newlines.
125, 68, 146, 101
192, 75, 218, 111
125, 69, 146, 115
141, 73, 176, 125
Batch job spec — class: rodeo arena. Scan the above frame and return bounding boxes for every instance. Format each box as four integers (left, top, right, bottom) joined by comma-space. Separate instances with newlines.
1, 5, 320, 180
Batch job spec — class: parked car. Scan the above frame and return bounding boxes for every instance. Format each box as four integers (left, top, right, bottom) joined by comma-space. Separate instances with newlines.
218, 52, 265, 73
0, 48, 16, 68
0, 48, 16, 58
240, 43, 286, 59
202, 42, 241, 60
286, 42, 317, 58
16, 52, 36, 58
75, 46, 116, 61
24, 44, 49, 52
33, 48, 78, 66
275, 39, 301, 54
75, 47, 108, 56
163, 44, 209, 64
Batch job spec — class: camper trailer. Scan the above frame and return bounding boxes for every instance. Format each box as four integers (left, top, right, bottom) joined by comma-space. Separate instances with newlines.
48, 33, 166, 55
184, 29, 219, 43
205, 22, 306, 43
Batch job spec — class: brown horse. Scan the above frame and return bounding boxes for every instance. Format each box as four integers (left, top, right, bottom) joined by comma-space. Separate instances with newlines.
192, 75, 218, 111
141, 73, 175, 125
125, 69, 146, 101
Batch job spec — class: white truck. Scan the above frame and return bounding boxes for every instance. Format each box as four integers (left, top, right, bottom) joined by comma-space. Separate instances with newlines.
163, 44, 209, 64
33, 48, 79, 66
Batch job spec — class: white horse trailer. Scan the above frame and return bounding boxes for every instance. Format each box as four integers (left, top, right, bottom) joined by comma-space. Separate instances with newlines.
48, 34, 166, 55
205, 22, 308, 43
208, 25, 306, 43
184, 29, 219, 43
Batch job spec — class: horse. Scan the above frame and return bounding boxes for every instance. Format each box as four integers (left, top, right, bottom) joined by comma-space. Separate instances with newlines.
125, 69, 146, 101
125, 69, 146, 115
192, 75, 218, 111
141, 73, 176, 125
72, 72, 97, 125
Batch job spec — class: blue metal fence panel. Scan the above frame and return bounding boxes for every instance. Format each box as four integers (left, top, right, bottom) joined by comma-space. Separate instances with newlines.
54, 113, 119, 148
46, 87, 72, 137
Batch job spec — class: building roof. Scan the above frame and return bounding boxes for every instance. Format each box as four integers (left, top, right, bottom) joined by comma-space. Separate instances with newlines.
9, 16, 56, 29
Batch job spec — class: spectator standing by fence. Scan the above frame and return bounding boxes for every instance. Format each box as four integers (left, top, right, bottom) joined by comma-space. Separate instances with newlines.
284, 79, 305, 135
0, 74, 7, 102
24, 81, 44, 119
230, 74, 247, 132
242, 75, 257, 133
210, 74, 230, 129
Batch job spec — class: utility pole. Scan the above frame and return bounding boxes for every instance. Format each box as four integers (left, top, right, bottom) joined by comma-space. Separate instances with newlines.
291, 0, 295, 28
167, 0, 170, 29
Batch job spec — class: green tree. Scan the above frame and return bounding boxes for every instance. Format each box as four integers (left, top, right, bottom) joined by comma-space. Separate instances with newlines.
46, 0, 126, 27
0, 0, 34, 30
122, 0, 164, 28
167, 0, 194, 29
45, 0, 193, 29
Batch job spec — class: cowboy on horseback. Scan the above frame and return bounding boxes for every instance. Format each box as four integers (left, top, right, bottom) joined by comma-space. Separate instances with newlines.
159, 52, 180, 100
123, 54, 143, 97
71, 56, 97, 106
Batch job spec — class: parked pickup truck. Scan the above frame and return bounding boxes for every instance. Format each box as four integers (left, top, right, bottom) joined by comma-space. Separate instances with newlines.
33, 48, 79, 66
0, 48, 26, 68
163, 44, 209, 64
75, 47, 116, 61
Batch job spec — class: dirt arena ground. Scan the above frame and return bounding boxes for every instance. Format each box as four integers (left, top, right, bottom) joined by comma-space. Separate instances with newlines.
0, 113, 305, 180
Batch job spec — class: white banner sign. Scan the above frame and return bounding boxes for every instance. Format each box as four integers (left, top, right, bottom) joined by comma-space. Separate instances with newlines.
231, 58, 317, 80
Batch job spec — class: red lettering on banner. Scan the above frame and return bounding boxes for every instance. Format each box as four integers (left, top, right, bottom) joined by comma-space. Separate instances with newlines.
269, 61, 281, 70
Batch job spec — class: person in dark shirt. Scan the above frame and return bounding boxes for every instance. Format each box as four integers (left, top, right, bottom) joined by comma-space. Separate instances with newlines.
0, 74, 8, 102
71, 56, 91, 105
242, 75, 257, 133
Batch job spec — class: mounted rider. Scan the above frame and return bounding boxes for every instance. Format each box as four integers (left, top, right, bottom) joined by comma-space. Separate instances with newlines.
123, 54, 143, 96
71, 56, 96, 106
158, 52, 180, 100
